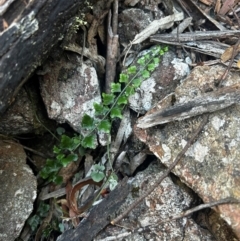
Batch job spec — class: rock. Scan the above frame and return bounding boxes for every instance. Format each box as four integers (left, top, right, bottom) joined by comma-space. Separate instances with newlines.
135, 65, 240, 240
128, 49, 190, 114
40, 52, 101, 133
119, 8, 153, 45
95, 161, 216, 241
0, 81, 52, 135
0, 140, 37, 241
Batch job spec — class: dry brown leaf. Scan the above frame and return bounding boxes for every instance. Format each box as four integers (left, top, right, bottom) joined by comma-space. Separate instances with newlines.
58, 158, 81, 183
221, 44, 240, 62
215, 0, 221, 13
237, 60, 240, 69
219, 0, 235, 15
199, 0, 214, 6
2, 18, 8, 29
65, 181, 80, 227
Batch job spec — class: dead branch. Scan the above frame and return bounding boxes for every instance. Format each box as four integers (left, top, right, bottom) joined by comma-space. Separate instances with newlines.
151, 30, 240, 43
154, 197, 240, 226
137, 84, 240, 129
105, 6, 119, 93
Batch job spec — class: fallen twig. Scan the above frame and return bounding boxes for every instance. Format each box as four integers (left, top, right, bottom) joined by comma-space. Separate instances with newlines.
137, 84, 240, 128
105, 4, 119, 93
152, 197, 240, 226
151, 30, 240, 43
218, 5, 240, 86
111, 114, 209, 225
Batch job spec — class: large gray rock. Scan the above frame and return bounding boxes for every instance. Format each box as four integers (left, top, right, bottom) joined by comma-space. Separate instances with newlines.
0, 83, 52, 135
40, 52, 101, 133
96, 161, 216, 241
0, 140, 37, 241
135, 65, 240, 240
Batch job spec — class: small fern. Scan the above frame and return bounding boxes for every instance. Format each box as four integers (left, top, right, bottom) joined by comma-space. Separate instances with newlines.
40, 45, 168, 185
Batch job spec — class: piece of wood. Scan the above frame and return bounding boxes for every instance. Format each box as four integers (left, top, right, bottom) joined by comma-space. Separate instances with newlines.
57, 177, 130, 241
137, 84, 240, 128
151, 37, 240, 63
105, 8, 119, 93
151, 30, 240, 42
0, 0, 98, 114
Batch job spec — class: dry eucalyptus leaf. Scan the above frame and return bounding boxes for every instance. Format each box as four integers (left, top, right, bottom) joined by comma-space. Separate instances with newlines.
218, 0, 235, 15
199, 0, 213, 6
237, 59, 240, 69
221, 44, 240, 62
132, 11, 184, 45
124, 0, 140, 6
215, 0, 221, 13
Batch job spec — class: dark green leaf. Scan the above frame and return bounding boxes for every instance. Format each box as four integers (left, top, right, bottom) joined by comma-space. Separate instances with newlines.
45, 159, 62, 171
110, 107, 123, 119
160, 49, 165, 55
92, 164, 105, 171
39, 167, 49, 179
91, 171, 105, 182
147, 63, 156, 71
163, 46, 168, 52
82, 134, 97, 149
52, 175, 63, 184
119, 73, 129, 83
81, 114, 94, 129
132, 78, 142, 88
60, 135, 74, 150
111, 83, 121, 93
94, 102, 103, 113
125, 86, 135, 96
117, 95, 128, 105
53, 146, 61, 154
59, 223, 65, 233
27, 215, 41, 231
137, 57, 145, 65
73, 136, 81, 146
37, 202, 50, 217
144, 54, 150, 60
102, 93, 115, 105
61, 153, 78, 167
40, 159, 62, 179
142, 70, 150, 78
93, 102, 109, 115
56, 154, 65, 161
78, 146, 86, 156
98, 120, 111, 133
127, 65, 137, 74
153, 57, 159, 65
56, 127, 65, 135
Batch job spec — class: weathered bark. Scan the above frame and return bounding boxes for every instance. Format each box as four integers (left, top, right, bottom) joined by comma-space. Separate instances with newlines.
57, 178, 130, 241
0, 0, 97, 114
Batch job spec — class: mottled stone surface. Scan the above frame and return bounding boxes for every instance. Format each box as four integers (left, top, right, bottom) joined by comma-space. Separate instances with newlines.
128, 49, 190, 114
119, 8, 153, 45
0, 83, 50, 135
40, 53, 101, 133
135, 65, 240, 239
95, 162, 216, 241
0, 140, 37, 241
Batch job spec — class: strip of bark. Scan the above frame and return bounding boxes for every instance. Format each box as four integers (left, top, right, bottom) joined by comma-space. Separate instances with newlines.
105, 7, 119, 93
57, 177, 130, 241
137, 84, 240, 129
151, 30, 240, 43
155, 197, 240, 225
